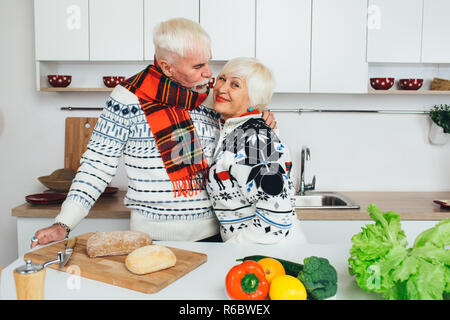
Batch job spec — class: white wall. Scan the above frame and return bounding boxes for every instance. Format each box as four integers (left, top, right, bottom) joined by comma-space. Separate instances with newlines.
0, 1, 449, 268
273, 93, 450, 192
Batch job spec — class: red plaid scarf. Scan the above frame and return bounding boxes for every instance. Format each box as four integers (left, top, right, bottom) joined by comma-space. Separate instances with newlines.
121, 63, 209, 198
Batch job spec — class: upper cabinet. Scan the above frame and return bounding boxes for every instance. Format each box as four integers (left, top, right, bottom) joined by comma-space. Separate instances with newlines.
89, 0, 143, 61
367, 0, 450, 64
34, 0, 89, 60
421, 0, 450, 63
34, 0, 143, 61
256, 0, 311, 93
310, 0, 368, 93
34, 0, 449, 92
367, 0, 423, 63
200, 0, 255, 61
144, 0, 199, 61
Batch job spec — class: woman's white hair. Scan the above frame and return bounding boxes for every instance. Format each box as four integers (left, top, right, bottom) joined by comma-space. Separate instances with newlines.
153, 18, 211, 64
219, 57, 275, 111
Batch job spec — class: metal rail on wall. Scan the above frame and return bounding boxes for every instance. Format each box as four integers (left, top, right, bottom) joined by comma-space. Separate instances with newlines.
61, 106, 103, 111
269, 108, 430, 115
60, 106, 430, 114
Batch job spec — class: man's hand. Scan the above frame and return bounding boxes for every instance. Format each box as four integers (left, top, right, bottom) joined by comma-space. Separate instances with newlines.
262, 110, 277, 129
30, 224, 68, 249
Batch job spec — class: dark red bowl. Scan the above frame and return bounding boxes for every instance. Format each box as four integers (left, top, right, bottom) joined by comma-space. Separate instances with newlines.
398, 78, 423, 90
103, 76, 125, 88
48, 75, 72, 87
26, 193, 67, 205
370, 78, 395, 90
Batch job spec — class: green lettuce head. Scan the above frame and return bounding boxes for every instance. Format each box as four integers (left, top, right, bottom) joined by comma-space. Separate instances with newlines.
348, 204, 408, 295
349, 204, 450, 300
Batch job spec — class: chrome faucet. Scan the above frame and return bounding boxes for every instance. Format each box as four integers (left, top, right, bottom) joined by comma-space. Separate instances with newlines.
299, 146, 316, 195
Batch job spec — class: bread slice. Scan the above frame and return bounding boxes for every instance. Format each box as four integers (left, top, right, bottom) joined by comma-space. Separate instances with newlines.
125, 245, 176, 275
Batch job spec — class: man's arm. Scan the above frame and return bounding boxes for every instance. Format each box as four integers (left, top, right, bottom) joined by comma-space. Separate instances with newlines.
31, 90, 133, 248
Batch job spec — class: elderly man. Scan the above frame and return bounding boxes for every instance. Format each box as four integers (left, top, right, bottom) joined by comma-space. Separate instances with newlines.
31, 18, 276, 248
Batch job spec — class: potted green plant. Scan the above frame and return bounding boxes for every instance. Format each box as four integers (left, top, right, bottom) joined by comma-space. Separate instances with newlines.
429, 104, 450, 145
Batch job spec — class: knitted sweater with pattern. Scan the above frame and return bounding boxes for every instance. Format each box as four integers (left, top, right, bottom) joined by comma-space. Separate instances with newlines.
206, 113, 296, 244
55, 85, 220, 241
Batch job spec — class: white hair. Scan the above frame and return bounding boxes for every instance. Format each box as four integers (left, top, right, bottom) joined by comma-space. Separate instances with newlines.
219, 57, 275, 111
153, 18, 211, 64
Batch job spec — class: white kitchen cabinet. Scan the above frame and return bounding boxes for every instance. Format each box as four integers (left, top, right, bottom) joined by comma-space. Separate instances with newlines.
144, 0, 199, 61
34, 0, 89, 60
310, 0, 368, 93
367, 0, 423, 63
89, 0, 144, 61
200, 0, 255, 61
422, 0, 450, 63
256, 0, 311, 93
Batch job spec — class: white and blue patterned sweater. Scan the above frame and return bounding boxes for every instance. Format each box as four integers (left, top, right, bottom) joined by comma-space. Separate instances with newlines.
55, 85, 221, 241
207, 113, 297, 244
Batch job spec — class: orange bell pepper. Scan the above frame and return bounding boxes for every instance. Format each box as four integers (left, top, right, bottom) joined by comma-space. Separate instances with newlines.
225, 260, 269, 300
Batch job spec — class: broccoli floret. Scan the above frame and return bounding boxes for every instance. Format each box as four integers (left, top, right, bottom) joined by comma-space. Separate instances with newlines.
297, 256, 338, 300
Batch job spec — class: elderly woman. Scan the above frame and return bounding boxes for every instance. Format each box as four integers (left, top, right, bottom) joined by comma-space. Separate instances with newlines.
207, 57, 304, 244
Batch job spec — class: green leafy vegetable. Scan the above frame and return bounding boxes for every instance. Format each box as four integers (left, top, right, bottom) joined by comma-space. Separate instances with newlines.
348, 204, 408, 294
348, 204, 450, 300
414, 218, 450, 249
297, 256, 338, 300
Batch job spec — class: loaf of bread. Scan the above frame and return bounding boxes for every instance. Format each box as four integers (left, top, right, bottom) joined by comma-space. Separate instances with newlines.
125, 245, 176, 275
86, 231, 152, 257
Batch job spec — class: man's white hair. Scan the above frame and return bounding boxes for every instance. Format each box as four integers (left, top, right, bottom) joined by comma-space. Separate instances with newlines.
153, 18, 211, 64
219, 57, 275, 111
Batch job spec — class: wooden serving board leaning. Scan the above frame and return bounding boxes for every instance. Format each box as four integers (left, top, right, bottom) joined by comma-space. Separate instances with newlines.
64, 117, 98, 172
24, 233, 207, 294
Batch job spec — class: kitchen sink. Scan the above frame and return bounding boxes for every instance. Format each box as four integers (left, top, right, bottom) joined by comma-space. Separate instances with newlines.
294, 192, 360, 209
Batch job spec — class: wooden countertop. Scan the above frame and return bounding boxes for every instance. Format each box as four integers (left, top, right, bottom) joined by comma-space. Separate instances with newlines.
296, 192, 450, 220
12, 191, 130, 219
12, 191, 450, 221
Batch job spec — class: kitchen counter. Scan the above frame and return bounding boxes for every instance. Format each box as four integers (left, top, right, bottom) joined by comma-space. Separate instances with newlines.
7, 192, 448, 300
0, 240, 378, 300
296, 191, 450, 220
12, 191, 130, 219
12, 191, 450, 221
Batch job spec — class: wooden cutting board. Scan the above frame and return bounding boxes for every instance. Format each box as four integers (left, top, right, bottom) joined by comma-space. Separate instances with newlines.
24, 233, 207, 294
64, 117, 98, 172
